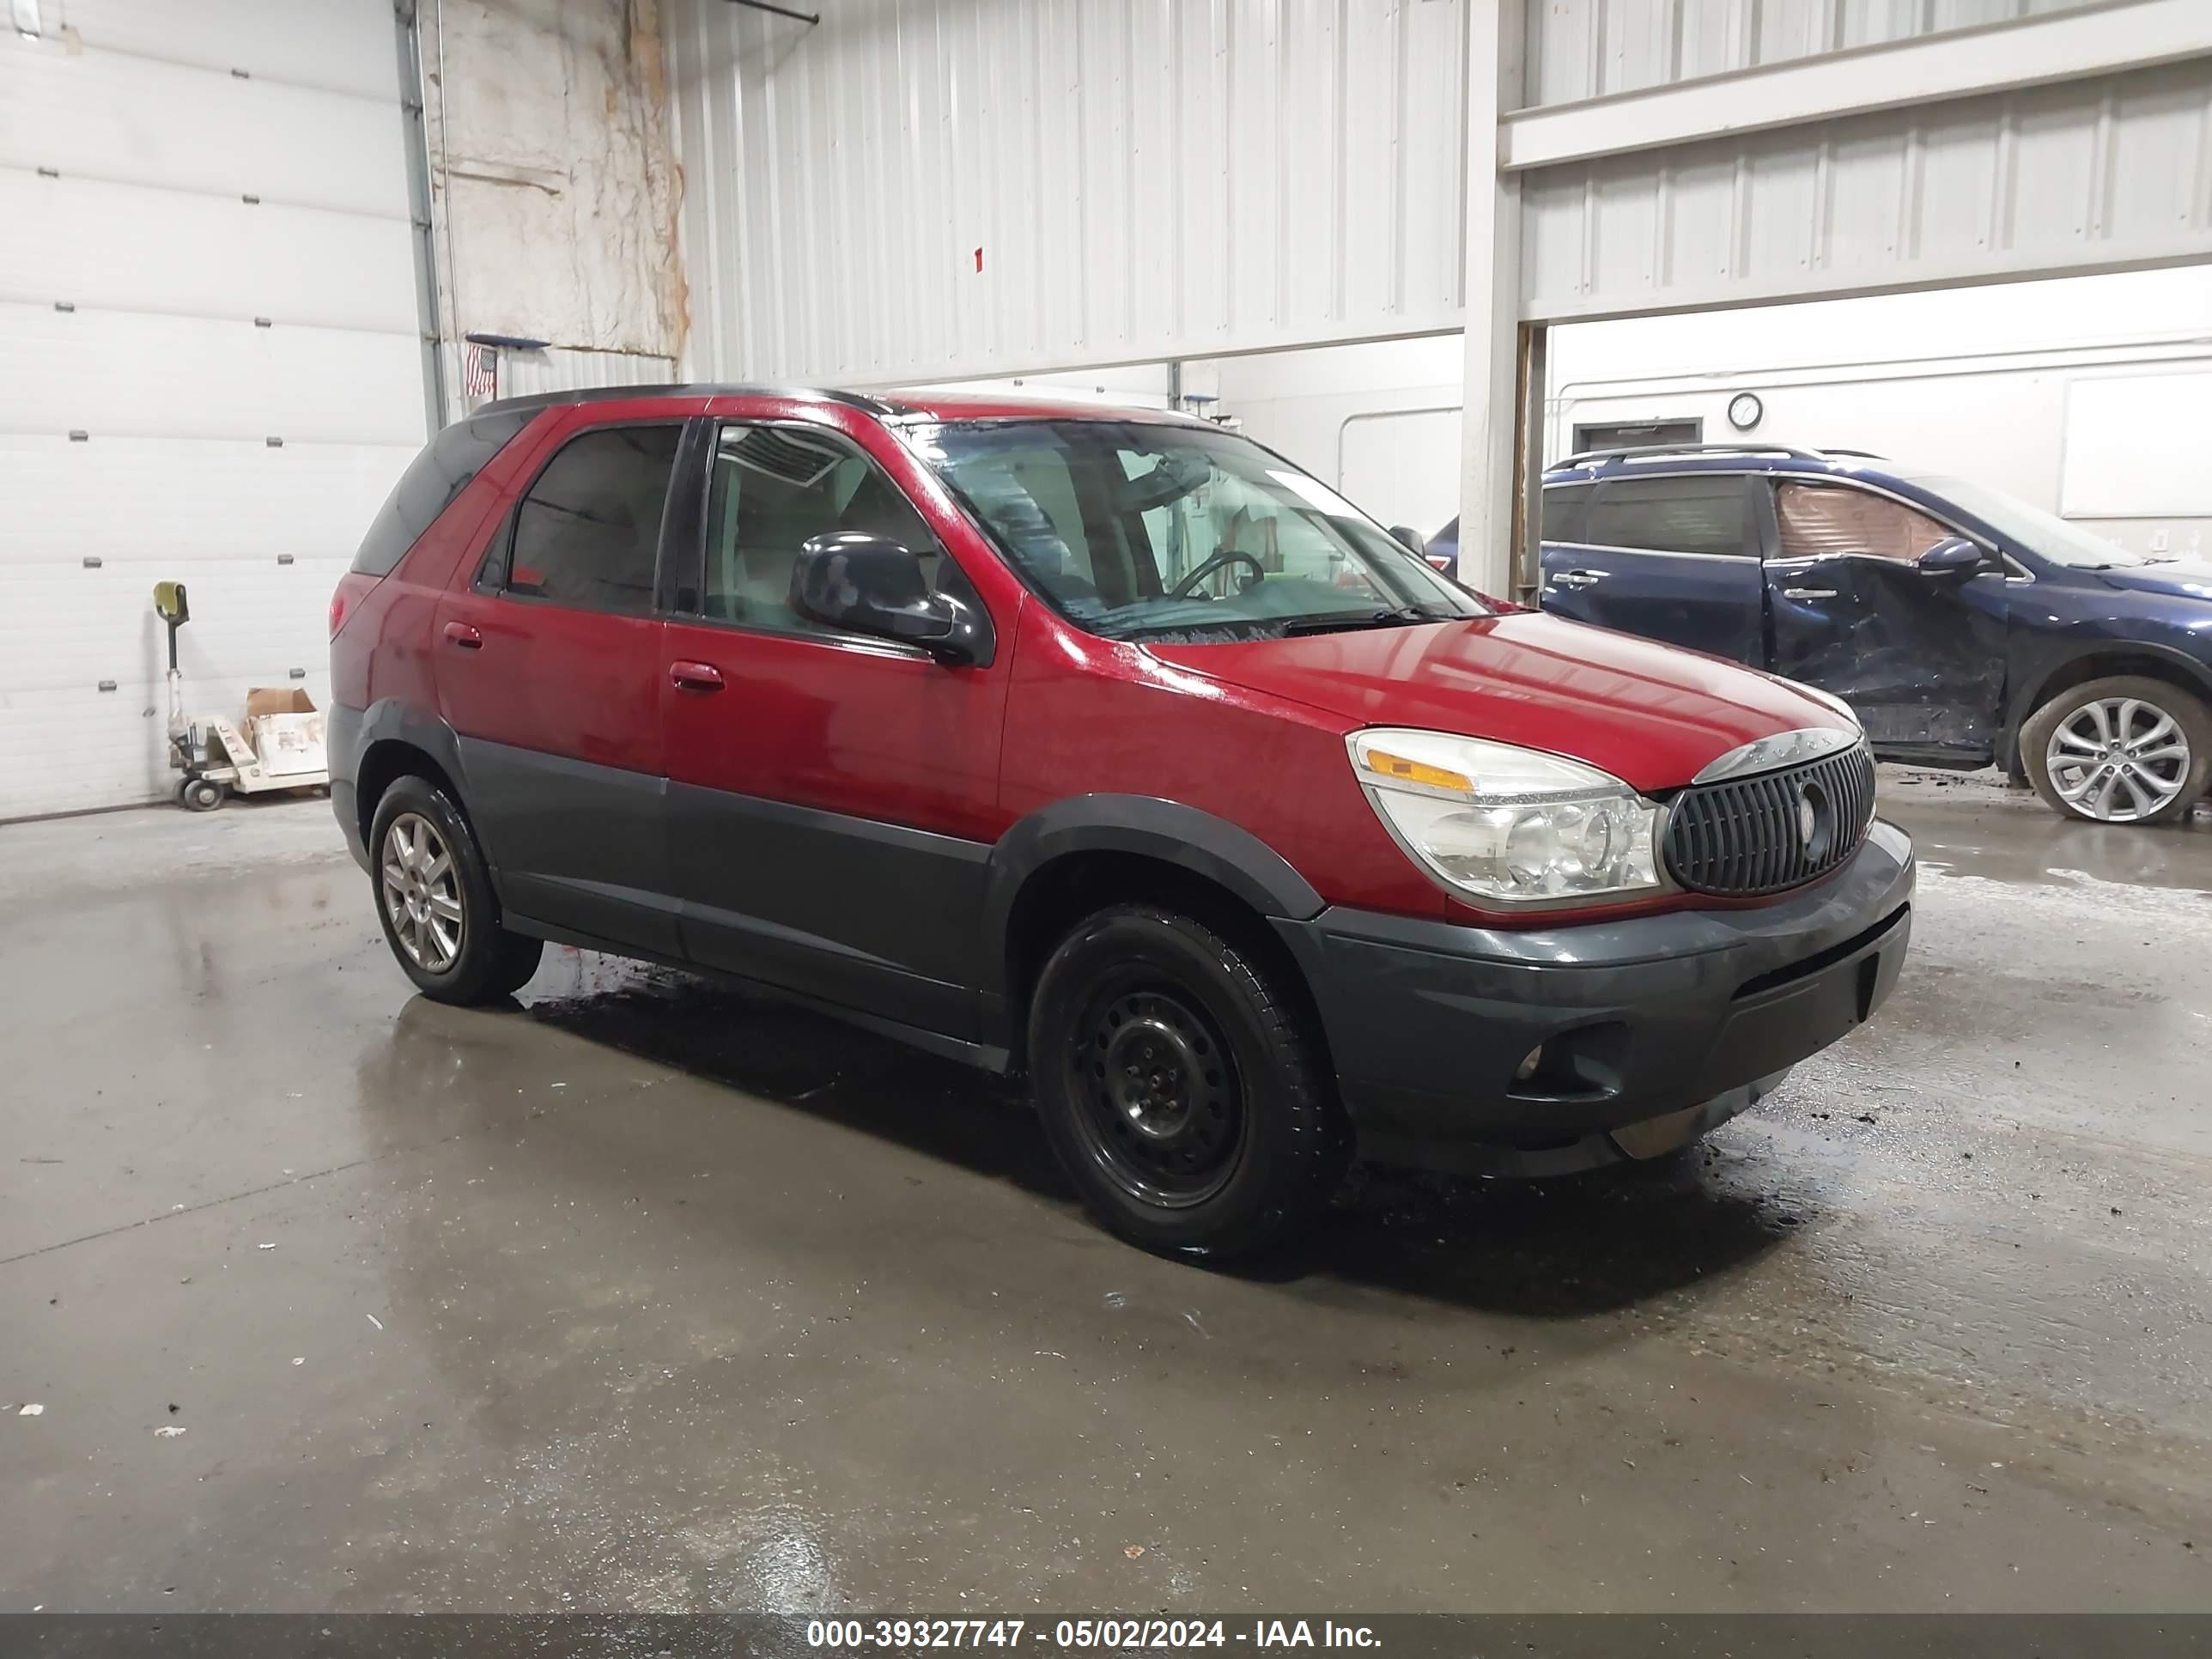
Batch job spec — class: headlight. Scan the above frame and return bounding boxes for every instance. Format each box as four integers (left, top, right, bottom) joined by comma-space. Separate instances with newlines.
1348, 728, 1662, 904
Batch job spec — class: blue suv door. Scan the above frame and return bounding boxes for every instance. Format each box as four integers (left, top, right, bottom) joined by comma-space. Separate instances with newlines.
1539, 472, 1765, 662
1761, 477, 2008, 761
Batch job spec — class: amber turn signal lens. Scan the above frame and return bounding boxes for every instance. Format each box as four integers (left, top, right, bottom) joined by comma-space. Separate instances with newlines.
1361, 749, 1473, 793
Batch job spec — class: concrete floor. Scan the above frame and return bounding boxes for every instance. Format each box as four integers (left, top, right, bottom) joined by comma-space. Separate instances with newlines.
3, 776, 2209, 1613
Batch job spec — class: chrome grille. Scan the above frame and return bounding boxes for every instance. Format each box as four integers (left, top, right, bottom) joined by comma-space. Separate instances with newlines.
1663, 742, 1877, 897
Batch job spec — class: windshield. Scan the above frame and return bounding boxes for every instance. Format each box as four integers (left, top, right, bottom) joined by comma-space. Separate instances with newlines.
1909, 474, 2149, 569
902, 419, 1486, 642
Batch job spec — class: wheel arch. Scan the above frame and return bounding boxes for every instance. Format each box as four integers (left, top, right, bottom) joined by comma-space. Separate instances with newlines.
349, 702, 479, 857
2002, 645, 2212, 773
980, 797, 1328, 1067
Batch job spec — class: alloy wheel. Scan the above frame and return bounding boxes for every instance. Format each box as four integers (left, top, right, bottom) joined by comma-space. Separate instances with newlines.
380, 812, 464, 971
2045, 696, 2192, 823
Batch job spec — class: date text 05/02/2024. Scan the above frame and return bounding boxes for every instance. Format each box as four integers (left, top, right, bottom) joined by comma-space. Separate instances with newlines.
805, 1620, 1382, 1650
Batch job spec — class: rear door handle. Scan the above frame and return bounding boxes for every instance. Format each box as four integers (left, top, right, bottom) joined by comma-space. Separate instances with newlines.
442, 621, 483, 649
669, 659, 725, 692
1782, 587, 1838, 600
1551, 569, 1605, 589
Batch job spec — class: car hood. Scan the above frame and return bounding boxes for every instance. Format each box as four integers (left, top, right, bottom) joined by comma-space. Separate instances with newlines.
1146, 612, 1855, 795
2094, 559, 2212, 603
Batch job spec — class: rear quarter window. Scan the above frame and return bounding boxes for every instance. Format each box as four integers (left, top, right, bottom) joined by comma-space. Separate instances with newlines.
350, 407, 538, 577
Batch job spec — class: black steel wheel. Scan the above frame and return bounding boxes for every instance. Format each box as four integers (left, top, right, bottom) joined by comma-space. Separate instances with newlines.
1029, 904, 1347, 1258
1065, 981, 1245, 1210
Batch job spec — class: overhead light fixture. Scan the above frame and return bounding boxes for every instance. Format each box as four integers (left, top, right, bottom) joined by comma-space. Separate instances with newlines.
10, 0, 42, 40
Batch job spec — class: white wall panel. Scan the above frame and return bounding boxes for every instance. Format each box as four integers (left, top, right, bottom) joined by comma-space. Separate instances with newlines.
0, 40, 407, 216
33, 0, 399, 98
0, 6, 420, 820
1524, 0, 2110, 106
1521, 58, 2212, 320
495, 347, 680, 398
2060, 370, 2212, 517
0, 306, 424, 445
668, 0, 1469, 383
0, 437, 415, 566
0, 173, 418, 334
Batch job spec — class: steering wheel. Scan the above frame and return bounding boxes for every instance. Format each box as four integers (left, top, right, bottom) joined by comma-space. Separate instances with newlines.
1170, 550, 1267, 599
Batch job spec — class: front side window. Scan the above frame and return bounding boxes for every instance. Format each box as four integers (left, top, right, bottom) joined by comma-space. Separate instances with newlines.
1586, 475, 1749, 557
506, 424, 681, 614
702, 423, 947, 635
904, 421, 1482, 643
1776, 483, 1951, 564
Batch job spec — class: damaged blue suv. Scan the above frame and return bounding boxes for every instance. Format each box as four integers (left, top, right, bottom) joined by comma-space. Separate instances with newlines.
1522, 444, 2212, 825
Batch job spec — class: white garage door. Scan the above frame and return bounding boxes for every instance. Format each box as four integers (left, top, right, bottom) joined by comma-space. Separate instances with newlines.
0, 0, 427, 820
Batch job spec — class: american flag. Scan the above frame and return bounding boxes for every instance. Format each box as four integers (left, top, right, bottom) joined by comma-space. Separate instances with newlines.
462, 342, 497, 402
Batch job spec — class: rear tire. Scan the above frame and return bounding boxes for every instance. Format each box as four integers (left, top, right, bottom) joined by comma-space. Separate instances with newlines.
2021, 676, 2211, 825
367, 774, 544, 1004
181, 778, 224, 811
1028, 904, 1348, 1259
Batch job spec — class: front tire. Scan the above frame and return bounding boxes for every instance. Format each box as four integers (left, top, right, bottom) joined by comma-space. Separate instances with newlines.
1028, 905, 1348, 1259
180, 777, 224, 811
2021, 676, 2211, 825
367, 775, 544, 1003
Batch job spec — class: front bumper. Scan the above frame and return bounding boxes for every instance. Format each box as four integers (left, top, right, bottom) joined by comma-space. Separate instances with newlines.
1273, 819, 1914, 1176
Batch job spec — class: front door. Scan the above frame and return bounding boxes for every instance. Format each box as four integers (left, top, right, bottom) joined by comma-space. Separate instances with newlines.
1761, 479, 2008, 761
1539, 473, 1765, 663
659, 418, 1010, 1040
434, 418, 684, 954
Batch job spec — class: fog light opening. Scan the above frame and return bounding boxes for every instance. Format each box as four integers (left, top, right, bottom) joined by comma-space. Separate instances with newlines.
1513, 1044, 1544, 1084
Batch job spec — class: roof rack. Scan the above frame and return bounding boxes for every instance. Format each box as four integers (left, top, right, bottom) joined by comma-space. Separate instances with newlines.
1551, 441, 1832, 468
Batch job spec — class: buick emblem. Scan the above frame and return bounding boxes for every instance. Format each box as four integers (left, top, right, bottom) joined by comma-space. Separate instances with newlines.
1797, 793, 1818, 845
1796, 782, 1832, 860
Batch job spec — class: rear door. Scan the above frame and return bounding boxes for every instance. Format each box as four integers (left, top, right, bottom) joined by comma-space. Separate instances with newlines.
434, 416, 685, 953
1539, 473, 1765, 661
658, 416, 1010, 1040
1762, 479, 2007, 758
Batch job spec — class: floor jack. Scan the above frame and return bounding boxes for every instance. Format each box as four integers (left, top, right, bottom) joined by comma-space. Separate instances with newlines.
155, 580, 331, 811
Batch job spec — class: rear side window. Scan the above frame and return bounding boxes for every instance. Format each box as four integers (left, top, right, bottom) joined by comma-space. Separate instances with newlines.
1540, 483, 1592, 542
350, 407, 534, 577
1587, 475, 1749, 558
506, 424, 682, 616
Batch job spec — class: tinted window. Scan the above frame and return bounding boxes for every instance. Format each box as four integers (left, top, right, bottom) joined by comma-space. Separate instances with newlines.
1776, 483, 1954, 564
350, 407, 534, 576
702, 424, 943, 634
507, 424, 681, 615
1540, 483, 1592, 542
1587, 475, 1748, 557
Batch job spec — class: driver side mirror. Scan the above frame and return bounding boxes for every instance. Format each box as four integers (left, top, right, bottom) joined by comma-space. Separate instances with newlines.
791, 532, 994, 666
1916, 536, 1984, 580
1389, 526, 1426, 558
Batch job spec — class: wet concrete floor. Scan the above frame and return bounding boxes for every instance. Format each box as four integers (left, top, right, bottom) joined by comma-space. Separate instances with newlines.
3, 775, 2209, 1612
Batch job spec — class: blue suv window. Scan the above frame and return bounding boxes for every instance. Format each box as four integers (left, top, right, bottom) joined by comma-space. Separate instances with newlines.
1540, 483, 1591, 542
1588, 476, 1750, 558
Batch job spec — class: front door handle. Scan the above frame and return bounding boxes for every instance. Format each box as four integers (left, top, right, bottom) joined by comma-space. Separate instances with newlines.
1551, 569, 1605, 590
669, 659, 725, 692
442, 621, 483, 649
1782, 586, 1838, 600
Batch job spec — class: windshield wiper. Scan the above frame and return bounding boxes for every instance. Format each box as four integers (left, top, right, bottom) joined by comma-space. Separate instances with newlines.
1281, 605, 1457, 637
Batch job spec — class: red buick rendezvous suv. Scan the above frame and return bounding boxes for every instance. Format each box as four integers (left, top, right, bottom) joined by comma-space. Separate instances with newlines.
330, 386, 1913, 1256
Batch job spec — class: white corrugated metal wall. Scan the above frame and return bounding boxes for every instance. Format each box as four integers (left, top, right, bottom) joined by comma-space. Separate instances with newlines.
1515, 3, 2212, 320
668, 0, 1473, 383
668, 0, 2209, 383
0, 0, 426, 820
